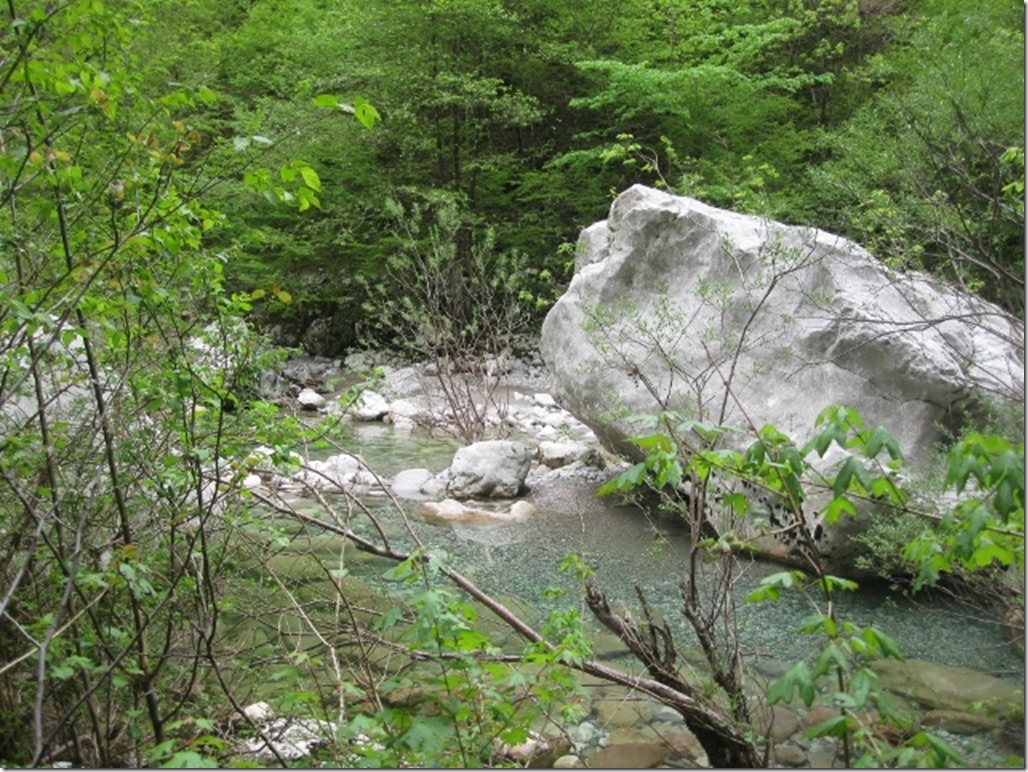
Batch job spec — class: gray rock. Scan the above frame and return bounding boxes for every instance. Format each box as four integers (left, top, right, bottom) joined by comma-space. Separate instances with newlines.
754, 704, 800, 743
385, 397, 428, 427
353, 390, 390, 421
447, 440, 532, 499
297, 387, 326, 411
871, 658, 1021, 716
281, 356, 340, 388
553, 753, 585, 768
381, 365, 424, 399
774, 744, 807, 767
540, 185, 1024, 571
533, 392, 559, 409
536, 440, 599, 469
921, 709, 999, 735
391, 468, 434, 499
587, 741, 665, 768
294, 453, 381, 492
299, 317, 350, 358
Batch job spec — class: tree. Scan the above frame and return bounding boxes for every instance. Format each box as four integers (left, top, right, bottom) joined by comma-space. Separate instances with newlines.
0, 1, 355, 763
809, 0, 1025, 314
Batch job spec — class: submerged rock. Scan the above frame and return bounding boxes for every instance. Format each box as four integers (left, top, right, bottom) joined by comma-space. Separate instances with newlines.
871, 658, 1021, 716
419, 498, 536, 526
587, 741, 666, 768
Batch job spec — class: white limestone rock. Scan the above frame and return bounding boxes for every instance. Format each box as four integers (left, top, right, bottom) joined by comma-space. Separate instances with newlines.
540, 185, 1025, 574
353, 389, 390, 421
296, 387, 326, 411
446, 440, 532, 499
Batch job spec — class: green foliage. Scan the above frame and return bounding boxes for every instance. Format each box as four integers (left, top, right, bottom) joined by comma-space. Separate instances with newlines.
604, 403, 1020, 766
356, 550, 580, 767
357, 192, 550, 440
0, 1, 378, 765
2, 0, 1021, 766
808, 0, 1024, 312
905, 433, 1025, 590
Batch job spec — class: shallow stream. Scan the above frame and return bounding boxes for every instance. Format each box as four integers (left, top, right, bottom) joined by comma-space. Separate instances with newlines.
325, 422, 1024, 684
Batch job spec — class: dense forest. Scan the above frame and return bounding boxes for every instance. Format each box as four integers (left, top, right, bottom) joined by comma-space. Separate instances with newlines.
143, 0, 1024, 352
0, 0, 1023, 768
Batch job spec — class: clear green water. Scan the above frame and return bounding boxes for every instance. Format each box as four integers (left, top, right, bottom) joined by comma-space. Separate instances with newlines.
324, 423, 1024, 684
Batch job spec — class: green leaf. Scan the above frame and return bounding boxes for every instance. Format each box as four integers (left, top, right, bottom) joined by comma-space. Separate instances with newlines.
834, 457, 872, 496
746, 571, 803, 603
722, 492, 750, 517
824, 494, 856, 524
160, 750, 218, 768
917, 730, 965, 766
797, 616, 830, 633
299, 164, 321, 192
768, 661, 816, 707
352, 97, 381, 129
866, 627, 905, 660
804, 713, 850, 739
819, 575, 859, 593
312, 93, 340, 108
970, 541, 1015, 568
850, 667, 875, 707
399, 714, 451, 751
864, 425, 903, 462
632, 433, 673, 453
813, 641, 848, 678
377, 605, 404, 630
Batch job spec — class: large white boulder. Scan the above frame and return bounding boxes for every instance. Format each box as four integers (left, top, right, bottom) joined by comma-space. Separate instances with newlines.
542, 186, 1023, 463
540, 186, 1024, 570
447, 440, 532, 499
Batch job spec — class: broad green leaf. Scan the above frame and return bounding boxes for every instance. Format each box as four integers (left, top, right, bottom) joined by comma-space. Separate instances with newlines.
813, 641, 848, 678
850, 667, 875, 707
970, 541, 1014, 568
352, 97, 381, 129
867, 626, 905, 660
299, 164, 321, 192
824, 494, 856, 524
830, 691, 858, 709
820, 575, 859, 593
632, 432, 672, 453
312, 93, 340, 108
864, 425, 903, 462
722, 492, 750, 516
804, 713, 850, 739
834, 457, 872, 496
768, 661, 816, 707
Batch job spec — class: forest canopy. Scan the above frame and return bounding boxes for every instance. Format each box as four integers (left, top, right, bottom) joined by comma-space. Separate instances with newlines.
131, 0, 1023, 352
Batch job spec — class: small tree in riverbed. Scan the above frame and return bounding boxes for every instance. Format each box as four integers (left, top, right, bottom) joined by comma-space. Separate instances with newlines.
359, 191, 549, 443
